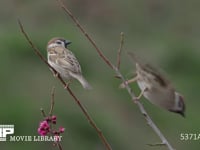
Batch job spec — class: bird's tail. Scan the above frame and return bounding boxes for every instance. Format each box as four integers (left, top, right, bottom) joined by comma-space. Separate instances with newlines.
78, 76, 92, 90
71, 73, 92, 90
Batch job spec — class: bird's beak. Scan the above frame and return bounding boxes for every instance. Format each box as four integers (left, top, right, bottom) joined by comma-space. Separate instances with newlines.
64, 40, 71, 47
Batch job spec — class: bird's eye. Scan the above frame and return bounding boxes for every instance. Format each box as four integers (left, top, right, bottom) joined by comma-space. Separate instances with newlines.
56, 41, 62, 44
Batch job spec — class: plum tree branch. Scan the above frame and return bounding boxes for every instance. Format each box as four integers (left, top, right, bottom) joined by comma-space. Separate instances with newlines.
18, 19, 112, 150
56, 0, 114, 69
40, 87, 63, 150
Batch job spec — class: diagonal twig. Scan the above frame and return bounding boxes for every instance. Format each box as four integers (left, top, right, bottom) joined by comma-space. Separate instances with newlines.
49, 86, 56, 116
56, 1, 175, 150
116, 32, 124, 69
40, 108, 46, 118
56, 0, 113, 69
18, 19, 112, 150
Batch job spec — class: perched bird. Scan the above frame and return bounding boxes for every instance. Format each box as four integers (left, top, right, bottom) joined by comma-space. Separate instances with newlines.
47, 37, 92, 90
120, 52, 185, 117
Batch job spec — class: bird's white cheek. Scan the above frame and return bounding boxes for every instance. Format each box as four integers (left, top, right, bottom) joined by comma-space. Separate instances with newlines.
48, 43, 58, 48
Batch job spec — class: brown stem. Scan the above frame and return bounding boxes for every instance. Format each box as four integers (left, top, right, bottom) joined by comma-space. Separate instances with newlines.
116, 32, 124, 69
56, 142, 63, 150
66, 86, 112, 150
40, 108, 46, 118
49, 86, 55, 116
56, 0, 114, 69
18, 19, 112, 150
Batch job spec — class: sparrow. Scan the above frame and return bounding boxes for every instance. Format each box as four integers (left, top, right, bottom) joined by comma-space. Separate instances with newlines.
120, 52, 185, 117
47, 37, 92, 90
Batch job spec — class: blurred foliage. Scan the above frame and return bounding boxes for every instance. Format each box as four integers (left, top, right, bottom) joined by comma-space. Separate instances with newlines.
0, 0, 200, 150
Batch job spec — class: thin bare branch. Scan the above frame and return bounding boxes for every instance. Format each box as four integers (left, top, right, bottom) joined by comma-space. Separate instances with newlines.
65, 86, 112, 150
147, 142, 167, 146
56, 0, 114, 69
56, 2, 175, 150
49, 86, 56, 116
18, 19, 112, 150
17, 19, 52, 70
116, 32, 124, 69
40, 108, 46, 118
56, 142, 63, 150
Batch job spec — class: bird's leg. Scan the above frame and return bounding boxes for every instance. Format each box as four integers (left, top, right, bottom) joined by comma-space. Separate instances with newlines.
119, 75, 138, 88
133, 87, 148, 103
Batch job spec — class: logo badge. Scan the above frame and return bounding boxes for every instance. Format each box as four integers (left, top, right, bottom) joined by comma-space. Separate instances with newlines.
0, 125, 14, 141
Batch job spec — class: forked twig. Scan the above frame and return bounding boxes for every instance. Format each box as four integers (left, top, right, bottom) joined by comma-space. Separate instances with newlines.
18, 20, 112, 150
40, 88, 63, 150
56, 1, 175, 150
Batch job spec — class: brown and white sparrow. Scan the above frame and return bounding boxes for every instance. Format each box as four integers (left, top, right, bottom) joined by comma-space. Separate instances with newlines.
120, 52, 185, 117
47, 37, 92, 90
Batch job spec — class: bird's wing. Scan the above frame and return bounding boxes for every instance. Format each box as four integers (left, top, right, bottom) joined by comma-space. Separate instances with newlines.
127, 52, 174, 89
54, 47, 82, 73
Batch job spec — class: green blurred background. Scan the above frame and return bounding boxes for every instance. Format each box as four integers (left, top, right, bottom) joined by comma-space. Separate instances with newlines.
1, 0, 200, 149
